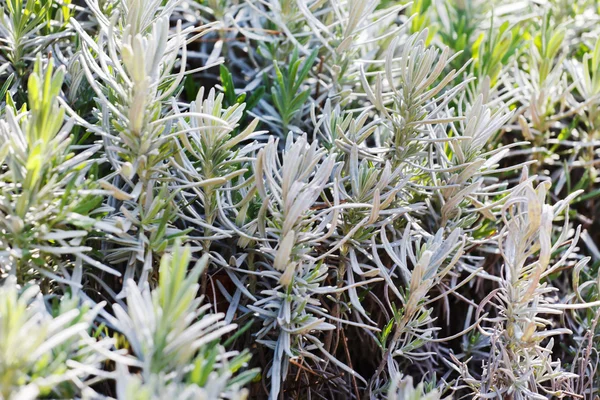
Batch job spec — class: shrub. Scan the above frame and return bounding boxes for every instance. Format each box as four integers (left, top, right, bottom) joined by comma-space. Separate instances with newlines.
2, 0, 600, 399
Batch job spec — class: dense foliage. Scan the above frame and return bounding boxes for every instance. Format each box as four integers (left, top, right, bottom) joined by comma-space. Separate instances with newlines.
2, 0, 600, 398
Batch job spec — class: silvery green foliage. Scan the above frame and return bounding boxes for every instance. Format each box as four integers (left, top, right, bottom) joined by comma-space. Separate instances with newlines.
0, 276, 113, 399
109, 245, 253, 399
71, 0, 193, 283
0, 56, 115, 281
114, 366, 249, 400
387, 374, 447, 400
3, 0, 600, 399
375, 228, 465, 363
0, 0, 71, 83
173, 87, 261, 250
512, 16, 569, 136
566, 36, 600, 161
457, 172, 588, 399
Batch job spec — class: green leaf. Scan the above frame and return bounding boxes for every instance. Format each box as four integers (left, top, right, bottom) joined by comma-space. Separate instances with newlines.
220, 64, 237, 106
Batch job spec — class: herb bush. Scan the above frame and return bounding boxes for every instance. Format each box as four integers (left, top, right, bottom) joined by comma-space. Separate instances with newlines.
2, 0, 600, 399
